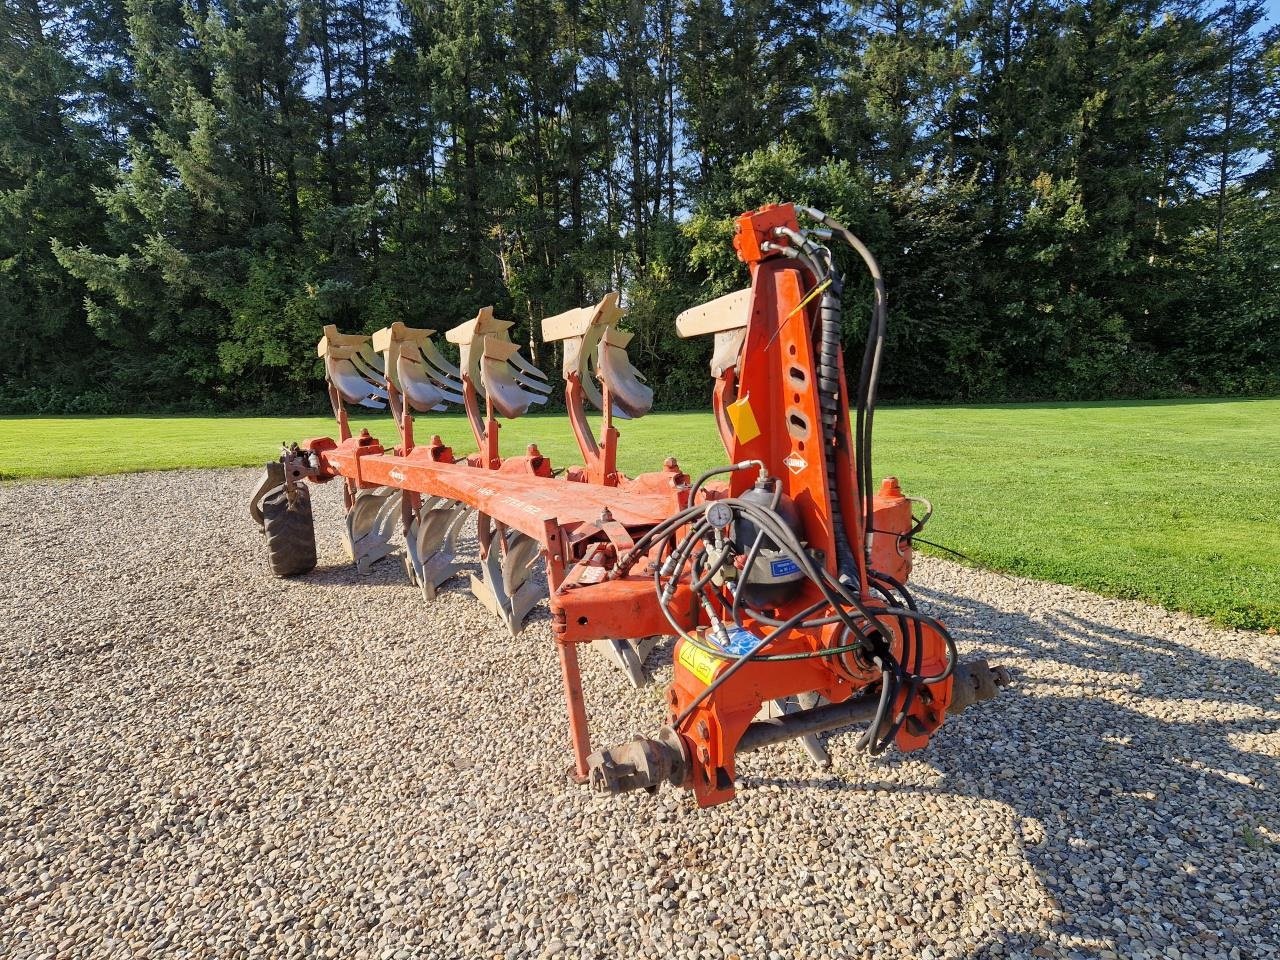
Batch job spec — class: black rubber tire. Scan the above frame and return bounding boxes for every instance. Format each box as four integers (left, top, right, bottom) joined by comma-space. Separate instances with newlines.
261, 484, 317, 577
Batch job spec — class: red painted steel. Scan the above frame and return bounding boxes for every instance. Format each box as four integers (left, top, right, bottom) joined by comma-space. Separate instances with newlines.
296, 204, 952, 805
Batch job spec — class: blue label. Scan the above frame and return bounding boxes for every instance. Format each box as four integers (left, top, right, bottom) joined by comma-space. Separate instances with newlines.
718, 626, 760, 656
769, 556, 801, 577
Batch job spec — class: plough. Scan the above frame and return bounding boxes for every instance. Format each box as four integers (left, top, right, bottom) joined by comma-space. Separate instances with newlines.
249, 203, 1009, 806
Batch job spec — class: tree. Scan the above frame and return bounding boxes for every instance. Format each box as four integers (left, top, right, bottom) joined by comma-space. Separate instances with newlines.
0, 0, 126, 408
1, 0, 1274, 412
55, 0, 333, 409
1207, 0, 1273, 250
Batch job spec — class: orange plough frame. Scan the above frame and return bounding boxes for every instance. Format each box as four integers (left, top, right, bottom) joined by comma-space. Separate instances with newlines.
275, 204, 1008, 806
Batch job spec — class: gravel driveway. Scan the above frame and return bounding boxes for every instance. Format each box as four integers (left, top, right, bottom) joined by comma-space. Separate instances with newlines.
2, 470, 1277, 960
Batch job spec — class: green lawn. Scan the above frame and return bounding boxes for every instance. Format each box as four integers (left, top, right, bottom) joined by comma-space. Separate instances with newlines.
2, 399, 1276, 630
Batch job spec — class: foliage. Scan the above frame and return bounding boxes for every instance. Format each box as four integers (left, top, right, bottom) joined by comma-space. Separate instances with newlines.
1, 0, 1278, 413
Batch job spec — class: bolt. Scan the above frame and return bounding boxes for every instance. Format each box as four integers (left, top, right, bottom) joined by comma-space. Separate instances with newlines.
599, 507, 614, 523
664, 457, 679, 472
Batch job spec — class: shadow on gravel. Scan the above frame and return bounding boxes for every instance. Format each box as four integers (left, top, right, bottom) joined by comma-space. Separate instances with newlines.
292, 549, 563, 634
277, 490, 1278, 957
751, 585, 1280, 959
301, 563, 415, 588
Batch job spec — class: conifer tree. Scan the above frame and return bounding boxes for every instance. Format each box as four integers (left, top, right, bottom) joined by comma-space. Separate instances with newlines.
0, 0, 122, 406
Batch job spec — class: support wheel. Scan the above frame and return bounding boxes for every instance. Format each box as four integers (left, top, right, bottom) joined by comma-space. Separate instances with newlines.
262, 484, 317, 577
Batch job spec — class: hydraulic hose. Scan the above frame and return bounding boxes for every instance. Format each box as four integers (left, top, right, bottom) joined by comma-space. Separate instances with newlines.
799, 206, 888, 568
815, 261, 861, 582
645, 483, 959, 756
765, 234, 860, 582
689, 459, 766, 502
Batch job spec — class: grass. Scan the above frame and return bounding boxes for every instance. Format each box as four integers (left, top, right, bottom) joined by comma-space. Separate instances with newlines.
1241, 824, 1266, 852
2, 397, 1277, 631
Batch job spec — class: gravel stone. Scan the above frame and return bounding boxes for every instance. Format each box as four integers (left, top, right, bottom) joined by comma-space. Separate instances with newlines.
1, 469, 1277, 959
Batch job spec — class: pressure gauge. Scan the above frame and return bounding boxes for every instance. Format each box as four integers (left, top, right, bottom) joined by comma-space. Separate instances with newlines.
704, 501, 734, 529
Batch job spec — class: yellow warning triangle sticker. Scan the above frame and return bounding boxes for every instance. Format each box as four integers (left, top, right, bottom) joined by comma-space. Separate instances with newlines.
727, 393, 761, 443
677, 639, 721, 686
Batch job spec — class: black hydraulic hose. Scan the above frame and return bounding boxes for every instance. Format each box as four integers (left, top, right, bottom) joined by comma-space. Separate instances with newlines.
654, 496, 892, 657
906, 496, 933, 539
870, 568, 924, 688
854, 665, 895, 752
662, 519, 711, 593
872, 578, 922, 754
616, 499, 710, 577
873, 680, 917, 754
764, 236, 859, 582
897, 534, 982, 567
690, 536, 732, 592
723, 500, 882, 637
730, 526, 768, 627
729, 480, 782, 627
854, 304, 877, 559
838, 570, 955, 686
689, 460, 765, 503
820, 220, 886, 470
774, 234, 860, 583
654, 564, 696, 643
717, 499, 873, 639
815, 261, 861, 582
801, 207, 887, 568
868, 569, 957, 684
653, 532, 708, 640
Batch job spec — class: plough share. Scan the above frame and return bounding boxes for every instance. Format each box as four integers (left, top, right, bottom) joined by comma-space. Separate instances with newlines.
249, 204, 1009, 807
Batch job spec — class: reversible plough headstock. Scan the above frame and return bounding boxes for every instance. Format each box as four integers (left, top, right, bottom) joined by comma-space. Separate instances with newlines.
250, 204, 1009, 807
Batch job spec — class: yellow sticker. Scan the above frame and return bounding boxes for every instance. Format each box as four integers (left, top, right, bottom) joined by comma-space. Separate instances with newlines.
727, 394, 761, 444
677, 640, 722, 686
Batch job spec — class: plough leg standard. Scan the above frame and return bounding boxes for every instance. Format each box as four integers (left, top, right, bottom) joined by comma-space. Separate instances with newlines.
249, 204, 1009, 807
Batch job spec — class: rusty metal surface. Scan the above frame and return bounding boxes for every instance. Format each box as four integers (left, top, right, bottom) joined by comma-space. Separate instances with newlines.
946, 659, 1012, 715
587, 726, 687, 795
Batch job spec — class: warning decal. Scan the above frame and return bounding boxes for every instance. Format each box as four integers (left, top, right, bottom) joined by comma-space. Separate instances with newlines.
677, 640, 722, 686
